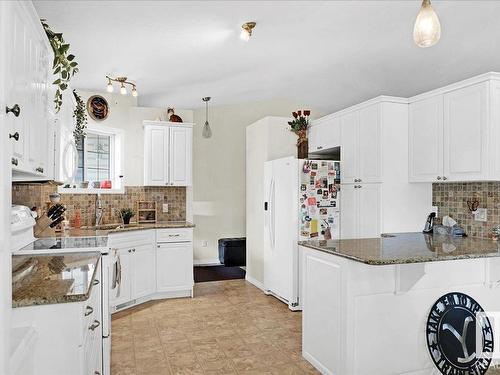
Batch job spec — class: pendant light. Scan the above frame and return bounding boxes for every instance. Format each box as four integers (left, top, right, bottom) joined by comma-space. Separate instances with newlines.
202, 97, 212, 138
413, 0, 441, 48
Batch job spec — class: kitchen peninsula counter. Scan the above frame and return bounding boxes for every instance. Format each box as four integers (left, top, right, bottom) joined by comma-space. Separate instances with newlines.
299, 232, 500, 265
299, 233, 500, 375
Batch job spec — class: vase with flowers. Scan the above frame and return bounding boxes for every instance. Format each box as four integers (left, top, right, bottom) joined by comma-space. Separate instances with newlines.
288, 110, 311, 159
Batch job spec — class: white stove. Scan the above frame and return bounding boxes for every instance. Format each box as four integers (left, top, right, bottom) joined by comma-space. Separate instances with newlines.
10, 205, 115, 375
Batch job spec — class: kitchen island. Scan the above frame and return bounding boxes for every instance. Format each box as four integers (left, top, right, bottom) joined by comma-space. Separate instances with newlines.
299, 233, 500, 375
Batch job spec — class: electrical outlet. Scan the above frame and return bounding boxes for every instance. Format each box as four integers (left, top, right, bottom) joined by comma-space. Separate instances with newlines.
201, 240, 208, 247
474, 208, 488, 222
432, 206, 439, 216
162, 204, 169, 213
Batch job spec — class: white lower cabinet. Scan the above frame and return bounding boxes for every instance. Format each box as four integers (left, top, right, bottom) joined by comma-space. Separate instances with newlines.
157, 242, 193, 293
109, 228, 193, 311
131, 243, 156, 299
340, 184, 381, 239
12, 261, 103, 375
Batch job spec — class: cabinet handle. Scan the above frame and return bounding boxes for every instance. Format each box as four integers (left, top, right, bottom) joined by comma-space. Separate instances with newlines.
6, 104, 20, 117
94, 372, 101, 375
437, 176, 442, 180
92, 279, 100, 286
442, 176, 448, 181
317, 146, 323, 150
84, 305, 94, 317
168, 234, 180, 237
35, 167, 44, 173
89, 320, 101, 331
11, 158, 18, 166
358, 185, 362, 188
9, 132, 19, 141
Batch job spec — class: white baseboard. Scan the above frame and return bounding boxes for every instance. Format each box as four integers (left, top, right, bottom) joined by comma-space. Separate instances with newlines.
245, 274, 265, 291
193, 258, 221, 266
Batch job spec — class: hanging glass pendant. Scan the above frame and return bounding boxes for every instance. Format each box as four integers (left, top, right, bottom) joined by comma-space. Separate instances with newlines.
202, 97, 212, 138
413, 0, 441, 48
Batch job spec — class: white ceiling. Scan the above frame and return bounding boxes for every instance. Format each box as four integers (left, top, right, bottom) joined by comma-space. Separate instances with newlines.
34, 1, 500, 113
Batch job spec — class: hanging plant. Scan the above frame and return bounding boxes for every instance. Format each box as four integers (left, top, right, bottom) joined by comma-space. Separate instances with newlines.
72, 90, 87, 141
41, 19, 79, 113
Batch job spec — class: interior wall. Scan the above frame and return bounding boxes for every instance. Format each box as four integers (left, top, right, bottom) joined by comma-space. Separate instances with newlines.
78, 90, 193, 187
192, 98, 320, 264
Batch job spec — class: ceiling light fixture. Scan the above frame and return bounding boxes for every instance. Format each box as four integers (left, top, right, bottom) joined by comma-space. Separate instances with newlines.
105, 76, 138, 97
240, 22, 256, 42
202, 97, 212, 139
413, 0, 441, 48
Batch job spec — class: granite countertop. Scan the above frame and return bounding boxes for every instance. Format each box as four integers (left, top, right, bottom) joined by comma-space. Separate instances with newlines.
12, 252, 101, 308
299, 233, 500, 265
38, 221, 195, 238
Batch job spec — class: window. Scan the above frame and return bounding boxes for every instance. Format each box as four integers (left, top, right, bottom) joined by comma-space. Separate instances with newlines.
60, 125, 124, 194
75, 132, 112, 183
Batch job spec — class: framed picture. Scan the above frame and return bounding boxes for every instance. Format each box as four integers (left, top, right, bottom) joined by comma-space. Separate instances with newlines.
87, 95, 109, 121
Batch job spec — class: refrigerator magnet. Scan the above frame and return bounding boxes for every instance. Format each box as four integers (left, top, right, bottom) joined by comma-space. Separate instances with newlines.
311, 163, 318, 170
300, 184, 307, 191
307, 197, 317, 206
310, 232, 319, 238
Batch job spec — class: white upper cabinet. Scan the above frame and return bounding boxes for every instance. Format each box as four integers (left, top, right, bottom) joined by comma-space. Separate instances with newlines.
143, 121, 193, 186
409, 77, 500, 182
443, 82, 488, 181
358, 104, 381, 183
169, 125, 193, 186
144, 124, 169, 186
409, 96, 444, 182
340, 111, 359, 183
5, 2, 52, 179
340, 104, 381, 184
308, 116, 341, 153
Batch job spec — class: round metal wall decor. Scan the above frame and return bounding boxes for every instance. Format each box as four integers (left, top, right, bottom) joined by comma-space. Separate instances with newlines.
426, 292, 494, 374
86, 95, 109, 121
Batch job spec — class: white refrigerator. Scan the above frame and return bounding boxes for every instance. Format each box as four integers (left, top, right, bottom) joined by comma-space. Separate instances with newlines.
264, 156, 340, 310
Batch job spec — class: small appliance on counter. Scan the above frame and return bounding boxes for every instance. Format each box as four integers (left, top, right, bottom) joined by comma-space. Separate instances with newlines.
423, 212, 436, 234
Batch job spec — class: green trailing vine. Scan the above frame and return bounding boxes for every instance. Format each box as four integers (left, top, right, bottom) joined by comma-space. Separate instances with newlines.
41, 19, 79, 113
72, 90, 87, 141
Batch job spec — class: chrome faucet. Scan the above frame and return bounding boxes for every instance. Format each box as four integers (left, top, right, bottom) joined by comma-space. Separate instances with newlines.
95, 194, 105, 226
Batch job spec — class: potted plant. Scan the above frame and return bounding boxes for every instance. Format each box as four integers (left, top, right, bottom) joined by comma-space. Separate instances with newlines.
120, 208, 135, 225
288, 110, 311, 159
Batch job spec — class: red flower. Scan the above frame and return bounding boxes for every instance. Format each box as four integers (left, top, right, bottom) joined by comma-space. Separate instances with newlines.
297, 110, 302, 116
292, 112, 298, 118
304, 110, 311, 116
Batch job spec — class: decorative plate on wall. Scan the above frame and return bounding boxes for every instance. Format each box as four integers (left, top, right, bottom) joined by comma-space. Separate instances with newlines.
87, 95, 109, 121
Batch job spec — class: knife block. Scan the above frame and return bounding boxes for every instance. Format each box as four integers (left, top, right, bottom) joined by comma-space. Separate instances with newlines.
34, 214, 56, 238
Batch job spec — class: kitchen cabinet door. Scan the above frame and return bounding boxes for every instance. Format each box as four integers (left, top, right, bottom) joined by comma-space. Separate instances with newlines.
308, 117, 341, 153
7, 4, 29, 170
340, 111, 359, 184
110, 248, 132, 307
358, 104, 381, 183
443, 82, 489, 181
340, 184, 357, 239
156, 242, 193, 292
144, 125, 168, 186
308, 124, 321, 153
169, 126, 192, 186
131, 243, 156, 300
357, 184, 381, 238
408, 96, 444, 182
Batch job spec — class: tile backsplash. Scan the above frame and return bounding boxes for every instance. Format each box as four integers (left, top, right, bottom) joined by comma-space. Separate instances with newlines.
432, 182, 500, 239
12, 184, 186, 227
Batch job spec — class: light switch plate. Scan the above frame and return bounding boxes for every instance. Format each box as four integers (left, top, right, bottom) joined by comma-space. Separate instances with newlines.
162, 204, 169, 213
201, 240, 208, 247
474, 208, 487, 222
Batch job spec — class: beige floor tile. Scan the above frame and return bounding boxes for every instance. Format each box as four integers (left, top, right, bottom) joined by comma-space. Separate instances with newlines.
111, 280, 320, 375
